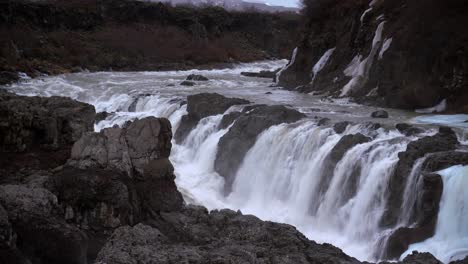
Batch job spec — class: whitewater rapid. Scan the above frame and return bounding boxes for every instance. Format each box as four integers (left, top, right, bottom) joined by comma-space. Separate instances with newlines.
4, 60, 468, 262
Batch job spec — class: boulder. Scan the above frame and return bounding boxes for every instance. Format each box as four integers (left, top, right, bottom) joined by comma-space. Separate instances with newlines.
383, 173, 443, 259
371, 110, 389, 118
0, 71, 19, 85
180, 80, 196, 86
382, 127, 459, 228
0, 185, 88, 264
95, 111, 110, 123
0, 93, 96, 174
400, 252, 442, 264
396, 123, 424, 136
96, 207, 361, 264
318, 117, 331, 126
316, 133, 372, 204
215, 105, 305, 193
333, 121, 351, 134
69, 117, 172, 177
241, 70, 277, 79
136, 158, 184, 216
219, 111, 242, 129
186, 74, 209, 81
174, 93, 250, 143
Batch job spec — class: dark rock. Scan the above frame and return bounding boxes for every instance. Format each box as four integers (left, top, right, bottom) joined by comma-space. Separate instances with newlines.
278, 0, 468, 113
186, 74, 209, 81
69, 117, 172, 177
215, 105, 305, 193
334, 121, 351, 134
174, 93, 250, 143
423, 151, 468, 172
396, 123, 424, 136
241, 70, 277, 79
364, 122, 382, 131
265, 91, 273, 94
219, 111, 242, 129
316, 133, 372, 204
383, 127, 459, 227
96, 207, 360, 264
0, 71, 19, 85
0, 185, 88, 264
371, 110, 389, 118
0, 93, 96, 174
136, 158, 184, 215
401, 252, 442, 264
450, 256, 468, 264
95, 111, 110, 123
318, 117, 331, 126
180, 81, 196, 86
384, 173, 443, 259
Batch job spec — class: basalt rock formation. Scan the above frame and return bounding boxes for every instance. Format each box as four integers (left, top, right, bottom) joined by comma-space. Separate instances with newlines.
215, 105, 306, 193
174, 93, 250, 143
278, 0, 468, 113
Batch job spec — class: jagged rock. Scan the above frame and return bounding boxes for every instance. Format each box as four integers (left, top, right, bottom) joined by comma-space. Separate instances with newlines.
316, 133, 372, 202
0, 71, 19, 85
96, 207, 360, 264
180, 80, 196, 86
422, 151, 468, 172
383, 127, 458, 225
450, 256, 468, 264
384, 173, 443, 259
136, 158, 184, 215
69, 117, 172, 177
95, 111, 110, 123
241, 70, 277, 79
333, 121, 351, 134
278, 0, 468, 113
400, 252, 442, 264
215, 105, 305, 193
186, 74, 209, 81
318, 117, 331, 126
0, 185, 88, 264
396, 123, 424, 136
383, 127, 459, 227
51, 167, 131, 230
371, 110, 389, 118
174, 93, 250, 143
219, 111, 242, 129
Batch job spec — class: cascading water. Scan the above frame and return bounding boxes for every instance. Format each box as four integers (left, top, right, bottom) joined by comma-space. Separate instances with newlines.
4, 60, 468, 263
402, 165, 468, 263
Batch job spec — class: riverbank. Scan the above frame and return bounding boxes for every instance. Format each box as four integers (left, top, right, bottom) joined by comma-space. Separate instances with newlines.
0, 0, 300, 85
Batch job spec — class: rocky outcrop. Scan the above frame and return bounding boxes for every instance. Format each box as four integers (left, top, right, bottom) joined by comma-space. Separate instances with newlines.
0, 92, 95, 177
383, 127, 459, 227
278, 0, 468, 113
69, 117, 172, 176
241, 70, 278, 80
215, 105, 305, 193
0, 185, 88, 264
371, 110, 389, 118
174, 93, 250, 143
186, 74, 209, 81
396, 123, 424, 136
382, 128, 460, 258
96, 206, 360, 264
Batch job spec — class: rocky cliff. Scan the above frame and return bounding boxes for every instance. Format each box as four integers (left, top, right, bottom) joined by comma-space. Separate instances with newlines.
278, 0, 468, 113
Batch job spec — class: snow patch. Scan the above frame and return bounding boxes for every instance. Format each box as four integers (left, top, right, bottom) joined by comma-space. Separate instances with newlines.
276, 47, 298, 81
416, 99, 447, 114
311, 48, 336, 83
379, 38, 392, 59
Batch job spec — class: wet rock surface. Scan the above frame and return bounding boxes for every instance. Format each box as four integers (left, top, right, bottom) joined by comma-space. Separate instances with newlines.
371, 110, 389, 118
186, 74, 209, 81
382, 127, 460, 258
215, 105, 306, 193
174, 93, 250, 143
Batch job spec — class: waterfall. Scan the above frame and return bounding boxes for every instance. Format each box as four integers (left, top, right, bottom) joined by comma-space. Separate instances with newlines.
402, 165, 468, 263
398, 157, 427, 226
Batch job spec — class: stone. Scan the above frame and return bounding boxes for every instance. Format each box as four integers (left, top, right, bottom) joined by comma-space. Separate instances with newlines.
186, 74, 209, 81
215, 105, 305, 193
180, 80, 196, 86
174, 93, 250, 143
333, 121, 351, 134
371, 110, 389, 118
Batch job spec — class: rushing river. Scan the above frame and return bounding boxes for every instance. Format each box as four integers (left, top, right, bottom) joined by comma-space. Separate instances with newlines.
5, 60, 468, 262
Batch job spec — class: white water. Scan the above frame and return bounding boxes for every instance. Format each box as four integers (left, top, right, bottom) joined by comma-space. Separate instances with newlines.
4, 60, 467, 263
402, 165, 468, 263
311, 47, 335, 84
